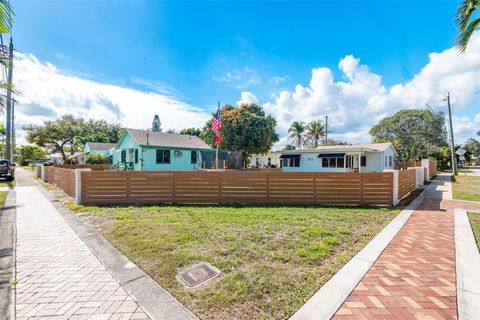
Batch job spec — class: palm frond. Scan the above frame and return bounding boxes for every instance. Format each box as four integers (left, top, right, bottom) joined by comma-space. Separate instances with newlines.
456, 17, 480, 53
456, 0, 479, 31
0, 0, 14, 34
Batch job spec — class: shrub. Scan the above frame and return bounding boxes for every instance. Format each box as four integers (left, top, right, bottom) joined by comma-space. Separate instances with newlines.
85, 153, 109, 164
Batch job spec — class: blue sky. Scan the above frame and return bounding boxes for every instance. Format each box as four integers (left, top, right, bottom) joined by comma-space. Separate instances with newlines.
11, 1, 480, 145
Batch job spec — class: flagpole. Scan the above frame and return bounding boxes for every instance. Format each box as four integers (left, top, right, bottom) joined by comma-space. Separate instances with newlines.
216, 101, 220, 170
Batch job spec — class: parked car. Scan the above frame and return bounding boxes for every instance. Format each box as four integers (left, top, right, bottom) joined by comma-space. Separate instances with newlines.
0, 160, 15, 181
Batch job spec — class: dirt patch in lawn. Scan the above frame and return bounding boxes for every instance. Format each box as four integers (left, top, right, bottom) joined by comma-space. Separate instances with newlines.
67, 203, 401, 320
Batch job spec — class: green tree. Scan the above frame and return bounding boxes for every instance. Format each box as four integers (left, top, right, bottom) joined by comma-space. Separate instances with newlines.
25, 115, 85, 163
200, 103, 279, 157
369, 109, 448, 161
16, 145, 47, 166
180, 127, 201, 137
25, 115, 122, 163
456, 0, 480, 53
85, 153, 109, 164
283, 144, 296, 150
465, 138, 480, 159
75, 119, 122, 151
152, 115, 162, 132
305, 120, 325, 148
288, 121, 306, 149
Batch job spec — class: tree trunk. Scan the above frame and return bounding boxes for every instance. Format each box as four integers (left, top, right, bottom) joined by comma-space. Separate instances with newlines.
58, 145, 68, 164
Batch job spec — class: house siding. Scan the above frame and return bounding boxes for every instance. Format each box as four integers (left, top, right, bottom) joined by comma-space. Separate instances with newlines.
281, 145, 396, 173
113, 131, 204, 171
282, 153, 348, 173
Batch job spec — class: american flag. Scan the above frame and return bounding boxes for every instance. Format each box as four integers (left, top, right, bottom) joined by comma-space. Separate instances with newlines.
212, 106, 222, 133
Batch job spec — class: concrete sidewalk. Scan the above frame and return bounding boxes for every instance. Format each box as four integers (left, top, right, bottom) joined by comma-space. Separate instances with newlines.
15, 169, 150, 319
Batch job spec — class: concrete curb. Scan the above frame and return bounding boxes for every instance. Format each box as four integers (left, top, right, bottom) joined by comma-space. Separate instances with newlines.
454, 208, 480, 319
35, 181, 198, 320
290, 189, 426, 320
0, 189, 16, 320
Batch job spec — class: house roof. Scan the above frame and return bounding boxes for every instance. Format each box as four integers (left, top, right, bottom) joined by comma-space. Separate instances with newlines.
85, 142, 116, 151
126, 128, 212, 150
282, 143, 396, 154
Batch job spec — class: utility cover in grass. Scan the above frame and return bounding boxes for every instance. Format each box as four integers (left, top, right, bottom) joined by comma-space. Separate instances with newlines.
177, 262, 221, 288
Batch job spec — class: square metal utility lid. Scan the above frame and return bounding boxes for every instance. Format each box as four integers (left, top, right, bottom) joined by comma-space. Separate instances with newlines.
177, 262, 221, 288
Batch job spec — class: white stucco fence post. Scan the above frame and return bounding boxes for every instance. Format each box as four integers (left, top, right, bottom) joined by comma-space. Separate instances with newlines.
41, 164, 47, 182
384, 169, 399, 206
414, 167, 424, 187
75, 168, 92, 205
421, 159, 430, 181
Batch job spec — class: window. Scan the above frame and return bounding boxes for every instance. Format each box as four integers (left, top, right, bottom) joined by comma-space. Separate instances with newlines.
285, 157, 300, 167
361, 156, 367, 167
156, 149, 171, 164
322, 157, 344, 168
337, 157, 344, 168
121, 150, 126, 162
292, 157, 300, 167
267, 158, 272, 166
174, 150, 182, 158
134, 149, 138, 164
389, 156, 392, 167
385, 156, 387, 167
191, 151, 197, 164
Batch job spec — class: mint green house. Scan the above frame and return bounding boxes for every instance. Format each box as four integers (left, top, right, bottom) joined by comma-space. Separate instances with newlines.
112, 128, 212, 171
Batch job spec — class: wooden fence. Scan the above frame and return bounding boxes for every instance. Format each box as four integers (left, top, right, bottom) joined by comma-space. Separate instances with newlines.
394, 161, 421, 170
55, 164, 110, 171
79, 171, 394, 206
398, 169, 416, 200
428, 160, 437, 179
45, 166, 76, 197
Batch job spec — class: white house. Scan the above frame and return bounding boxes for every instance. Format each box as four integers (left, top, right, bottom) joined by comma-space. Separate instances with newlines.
280, 143, 396, 173
249, 151, 282, 168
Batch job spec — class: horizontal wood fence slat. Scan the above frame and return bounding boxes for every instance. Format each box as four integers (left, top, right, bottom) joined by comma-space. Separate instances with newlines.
45, 167, 76, 197
55, 164, 110, 171
80, 171, 393, 206
398, 169, 416, 200
394, 161, 421, 170
428, 160, 437, 179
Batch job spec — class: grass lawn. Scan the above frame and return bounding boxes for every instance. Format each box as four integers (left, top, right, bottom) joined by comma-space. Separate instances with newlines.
0, 191, 7, 206
452, 175, 480, 202
33, 177, 56, 191
0, 179, 15, 188
469, 212, 480, 251
67, 202, 402, 319
21, 166, 34, 171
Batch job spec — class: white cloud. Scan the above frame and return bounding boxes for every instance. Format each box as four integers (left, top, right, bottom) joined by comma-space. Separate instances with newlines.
262, 34, 480, 146
13, 53, 211, 145
236, 91, 259, 106
213, 66, 261, 90
269, 75, 289, 85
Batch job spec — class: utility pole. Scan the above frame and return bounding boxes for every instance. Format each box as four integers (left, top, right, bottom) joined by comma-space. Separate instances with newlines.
5, 36, 13, 163
446, 92, 457, 175
325, 115, 328, 146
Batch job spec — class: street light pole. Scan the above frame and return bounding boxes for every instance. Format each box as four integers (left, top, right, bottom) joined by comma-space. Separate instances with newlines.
446, 92, 457, 175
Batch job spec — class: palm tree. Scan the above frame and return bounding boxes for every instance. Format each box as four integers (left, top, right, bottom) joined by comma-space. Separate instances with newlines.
288, 121, 306, 149
0, 0, 14, 113
0, 0, 13, 34
305, 120, 325, 148
456, 0, 480, 53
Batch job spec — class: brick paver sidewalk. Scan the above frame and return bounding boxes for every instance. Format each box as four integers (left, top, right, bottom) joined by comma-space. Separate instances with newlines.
333, 174, 480, 319
15, 174, 150, 319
